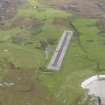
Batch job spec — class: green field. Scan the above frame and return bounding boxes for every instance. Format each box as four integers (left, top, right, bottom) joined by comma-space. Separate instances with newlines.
0, 1, 105, 105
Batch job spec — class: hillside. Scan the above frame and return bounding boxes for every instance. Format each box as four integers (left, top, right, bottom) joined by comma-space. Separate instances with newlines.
0, 0, 105, 105
42, 0, 105, 17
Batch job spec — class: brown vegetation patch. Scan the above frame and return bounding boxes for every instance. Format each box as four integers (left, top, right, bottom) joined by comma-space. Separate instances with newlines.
13, 17, 43, 29
0, 0, 26, 20
52, 17, 69, 27
42, 0, 105, 17
0, 17, 43, 31
0, 69, 56, 105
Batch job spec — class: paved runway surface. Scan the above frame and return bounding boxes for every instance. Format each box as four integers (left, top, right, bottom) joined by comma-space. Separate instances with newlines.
47, 31, 73, 70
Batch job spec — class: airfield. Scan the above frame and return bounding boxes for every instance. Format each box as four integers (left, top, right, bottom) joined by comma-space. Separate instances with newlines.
0, 0, 105, 105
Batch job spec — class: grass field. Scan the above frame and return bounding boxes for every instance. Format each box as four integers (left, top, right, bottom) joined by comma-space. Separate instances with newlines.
0, 1, 105, 105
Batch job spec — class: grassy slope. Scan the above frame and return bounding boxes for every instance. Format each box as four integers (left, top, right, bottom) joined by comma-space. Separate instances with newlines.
0, 1, 105, 105
39, 18, 105, 105
1, 6, 71, 69
0, 3, 71, 105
